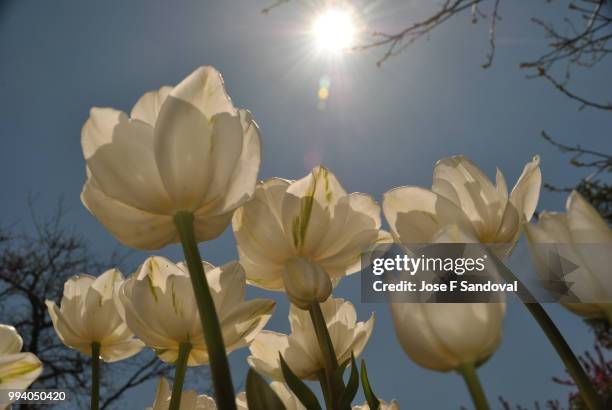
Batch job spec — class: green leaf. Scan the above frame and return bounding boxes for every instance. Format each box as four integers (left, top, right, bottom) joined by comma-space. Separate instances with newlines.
245, 368, 286, 410
279, 354, 322, 410
339, 353, 359, 409
360, 359, 380, 410
332, 357, 350, 394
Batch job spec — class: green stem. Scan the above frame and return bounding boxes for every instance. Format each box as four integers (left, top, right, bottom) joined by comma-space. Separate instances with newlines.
91, 342, 100, 410
309, 302, 340, 410
457, 363, 489, 410
489, 250, 603, 410
317, 370, 333, 410
169, 342, 192, 410
174, 212, 236, 410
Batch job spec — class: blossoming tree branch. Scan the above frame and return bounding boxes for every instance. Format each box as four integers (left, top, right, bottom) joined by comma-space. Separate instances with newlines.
2, 65, 610, 410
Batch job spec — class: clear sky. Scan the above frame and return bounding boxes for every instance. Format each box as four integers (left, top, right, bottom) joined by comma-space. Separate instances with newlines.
1, 0, 611, 409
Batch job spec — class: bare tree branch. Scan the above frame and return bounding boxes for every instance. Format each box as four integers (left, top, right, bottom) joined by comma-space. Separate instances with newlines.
519, 0, 612, 110
261, 0, 290, 14
0, 204, 177, 409
355, 0, 482, 66
482, 0, 502, 68
536, 67, 612, 111
541, 131, 612, 223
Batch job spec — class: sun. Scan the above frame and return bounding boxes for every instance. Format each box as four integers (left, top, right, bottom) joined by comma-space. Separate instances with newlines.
312, 8, 355, 53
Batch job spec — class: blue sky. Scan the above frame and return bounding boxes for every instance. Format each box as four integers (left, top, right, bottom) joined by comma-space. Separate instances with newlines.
1, 0, 610, 408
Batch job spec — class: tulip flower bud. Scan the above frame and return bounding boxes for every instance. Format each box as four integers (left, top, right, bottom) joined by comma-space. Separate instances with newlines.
282, 258, 332, 309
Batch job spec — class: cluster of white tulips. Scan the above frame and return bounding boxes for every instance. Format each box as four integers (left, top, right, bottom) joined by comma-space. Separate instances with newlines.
3, 65, 610, 410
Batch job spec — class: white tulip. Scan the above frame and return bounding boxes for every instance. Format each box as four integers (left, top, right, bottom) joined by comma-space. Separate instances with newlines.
81, 66, 261, 250
268, 381, 400, 410
118, 257, 275, 365
382, 156, 529, 372
384, 155, 541, 251
0, 325, 43, 410
45, 269, 143, 362
148, 377, 248, 410
526, 191, 612, 321
233, 166, 389, 300
390, 303, 505, 372
248, 297, 374, 380
352, 399, 400, 410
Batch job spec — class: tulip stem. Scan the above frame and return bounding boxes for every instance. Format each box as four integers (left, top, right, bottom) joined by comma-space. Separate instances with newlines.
169, 342, 192, 410
309, 302, 341, 410
91, 341, 100, 410
489, 251, 603, 410
174, 212, 237, 410
457, 363, 490, 410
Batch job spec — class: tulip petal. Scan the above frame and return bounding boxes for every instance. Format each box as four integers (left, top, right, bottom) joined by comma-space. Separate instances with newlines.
238, 250, 286, 291
492, 201, 520, 244
83, 289, 124, 343
432, 156, 503, 232
84, 111, 172, 214
233, 179, 295, 289
100, 339, 144, 363
207, 110, 261, 214
525, 212, 570, 243
169, 66, 236, 119
200, 112, 248, 207
509, 155, 541, 221
136, 275, 199, 343
207, 261, 246, 317
192, 208, 234, 243
567, 191, 612, 244
221, 299, 276, 351
119, 281, 179, 349
283, 166, 346, 255
248, 331, 290, 380
136, 256, 187, 285
566, 193, 612, 305
315, 193, 380, 260
383, 186, 476, 244
153, 96, 214, 210
130, 86, 173, 126
45, 301, 91, 354
390, 303, 462, 371
0, 353, 43, 390
495, 168, 508, 200
391, 302, 504, 372
63, 274, 96, 300
90, 269, 123, 301
425, 303, 504, 366
81, 179, 176, 250
81, 107, 122, 160
0, 326, 23, 355
60, 275, 96, 335
233, 179, 294, 259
